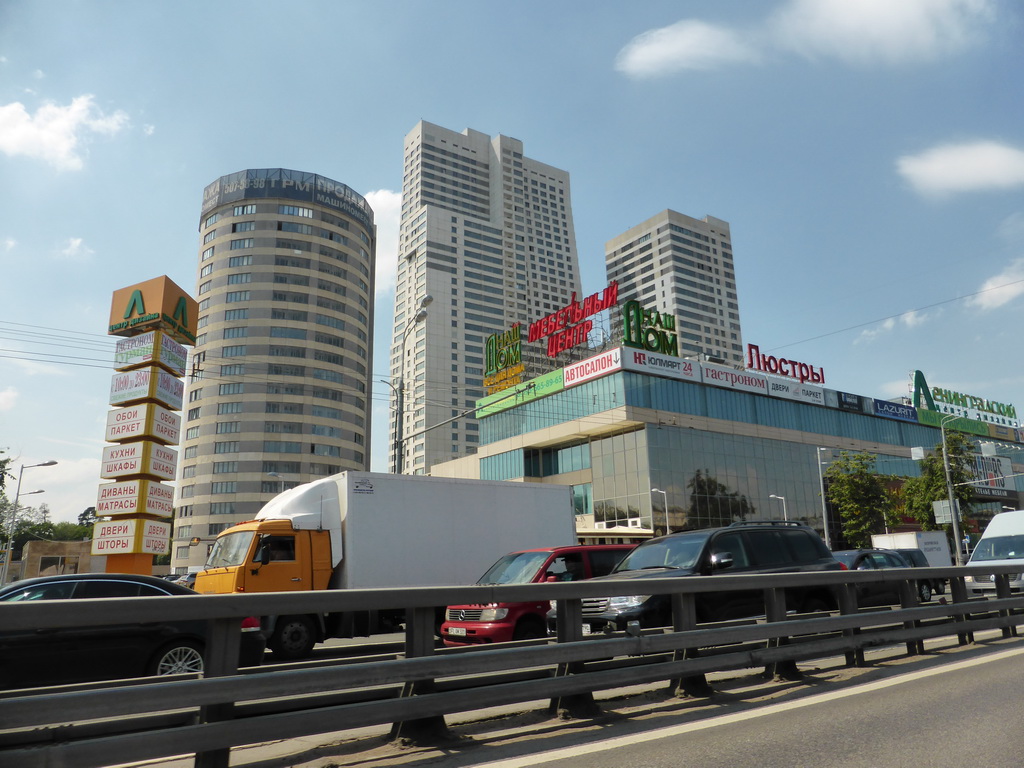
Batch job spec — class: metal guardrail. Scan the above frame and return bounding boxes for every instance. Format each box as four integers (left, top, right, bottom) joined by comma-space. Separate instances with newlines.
2, 564, 1023, 768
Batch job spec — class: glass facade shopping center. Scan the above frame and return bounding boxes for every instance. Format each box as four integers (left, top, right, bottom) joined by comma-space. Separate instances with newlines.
433, 345, 1023, 547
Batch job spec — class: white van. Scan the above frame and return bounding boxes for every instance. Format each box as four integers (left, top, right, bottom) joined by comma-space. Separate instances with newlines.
963, 509, 1024, 595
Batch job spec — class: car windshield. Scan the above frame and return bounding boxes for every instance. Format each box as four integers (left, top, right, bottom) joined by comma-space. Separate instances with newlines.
969, 535, 1024, 562
614, 532, 711, 572
476, 551, 551, 585
205, 531, 256, 568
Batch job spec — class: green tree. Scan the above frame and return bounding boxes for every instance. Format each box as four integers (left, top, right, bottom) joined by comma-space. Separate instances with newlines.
903, 431, 975, 532
77, 507, 98, 526
0, 449, 10, 496
685, 469, 755, 529
824, 451, 896, 548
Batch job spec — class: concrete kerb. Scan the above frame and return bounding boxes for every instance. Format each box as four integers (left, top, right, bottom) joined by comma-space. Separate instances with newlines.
114, 629, 1021, 768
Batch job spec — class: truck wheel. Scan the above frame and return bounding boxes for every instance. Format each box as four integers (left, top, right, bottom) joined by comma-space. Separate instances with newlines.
512, 618, 546, 641
269, 616, 316, 660
918, 582, 932, 603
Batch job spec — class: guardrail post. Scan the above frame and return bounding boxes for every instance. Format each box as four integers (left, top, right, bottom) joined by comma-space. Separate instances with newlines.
763, 587, 800, 681
947, 576, 974, 645
550, 597, 600, 718
899, 580, 923, 656
669, 592, 713, 698
837, 584, 864, 666
390, 605, 451, 745
195, 617, 239, 768
994, 574, 1018, 639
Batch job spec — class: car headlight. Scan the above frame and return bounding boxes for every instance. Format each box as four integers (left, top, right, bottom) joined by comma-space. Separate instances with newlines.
479, 607, 509, 621
607, 595, 648, 610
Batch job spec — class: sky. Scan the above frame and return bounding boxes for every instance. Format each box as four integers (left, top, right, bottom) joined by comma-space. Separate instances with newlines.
1, 0, 1023, 524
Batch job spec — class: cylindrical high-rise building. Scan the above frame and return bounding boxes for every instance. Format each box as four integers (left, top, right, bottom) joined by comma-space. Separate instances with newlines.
171, 169, 375, 574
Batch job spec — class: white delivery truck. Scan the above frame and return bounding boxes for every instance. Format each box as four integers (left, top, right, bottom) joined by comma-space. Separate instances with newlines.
962, 509, 1024, 596
195, 472, 576, 658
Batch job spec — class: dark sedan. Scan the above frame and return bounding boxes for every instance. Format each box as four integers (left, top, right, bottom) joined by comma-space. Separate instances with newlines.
0, 573, 265, 689
833, 548, 932, 604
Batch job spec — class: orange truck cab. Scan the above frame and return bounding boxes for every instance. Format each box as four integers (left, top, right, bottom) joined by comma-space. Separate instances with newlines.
441, 544, 635, 646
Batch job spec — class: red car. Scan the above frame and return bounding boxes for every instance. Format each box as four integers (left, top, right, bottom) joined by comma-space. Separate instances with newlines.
442, 544, 635, 646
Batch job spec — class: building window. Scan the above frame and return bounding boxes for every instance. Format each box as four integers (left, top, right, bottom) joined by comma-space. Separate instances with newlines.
222, 345, 246, 357
200, 264, 213, 277
232, 221, 255, 232
210, 502, 235, 515
204, 213, 220, 228
228, 255, 252, 267
220, 364, 244, 376
216, 422, 240, 434
214, 442, 238, 454
198, 281, 211, 295
219, 383, 244, 395
278, 205, 313, 218
202, 247, 214, 261
226, 291, 249, 302
223, 326, 248, 339
227, 273, 251, 285
233, 204, 256, 216
217, 402, 242, 415
224, 309, 249, 321
211, 482, 237, 494
213, 461, 237, 474
230, 238, 254, 250
185, 426, 199, 440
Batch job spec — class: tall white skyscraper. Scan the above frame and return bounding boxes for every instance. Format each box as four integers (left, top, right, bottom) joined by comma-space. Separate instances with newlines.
391, 121, 582, 474
605, 210, 743, 366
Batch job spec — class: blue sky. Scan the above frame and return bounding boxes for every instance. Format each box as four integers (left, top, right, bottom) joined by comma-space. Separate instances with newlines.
2, 0, 1023, 523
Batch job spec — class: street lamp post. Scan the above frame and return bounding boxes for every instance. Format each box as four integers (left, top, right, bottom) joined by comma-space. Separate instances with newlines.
393, 295, 432, 474
1, 460, 58, 585
651, 488, 670, 534
769, 494, 788, 521
266, 472, 285, 494
940, 415, 966, 567
816, 448, 833, 549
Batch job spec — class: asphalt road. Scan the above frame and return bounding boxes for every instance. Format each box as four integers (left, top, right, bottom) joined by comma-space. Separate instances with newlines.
475, 645, 1024, 768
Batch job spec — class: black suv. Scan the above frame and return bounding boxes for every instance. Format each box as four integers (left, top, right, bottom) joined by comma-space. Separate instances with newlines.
549, 521, 842, 634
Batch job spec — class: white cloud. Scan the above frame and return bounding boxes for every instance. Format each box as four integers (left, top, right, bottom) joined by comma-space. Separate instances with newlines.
56, 237, 94, 262
143, 124, 155, 136
967, 258, 1024, 310
770, 0, 994, 65
855, 310, 931, 343
32, 69, 45, 80
0, 386, 17, 411
2, 237, 14, 251
997, 212, 1024, 243
897, 141, 1024, 196
364, 189, 401, 297
616, 0, 994, 77
0, 94, 129, 171
615, 20, 759, 77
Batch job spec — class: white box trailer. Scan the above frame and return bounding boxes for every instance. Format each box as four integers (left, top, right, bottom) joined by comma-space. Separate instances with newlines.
871, 531, 953, 567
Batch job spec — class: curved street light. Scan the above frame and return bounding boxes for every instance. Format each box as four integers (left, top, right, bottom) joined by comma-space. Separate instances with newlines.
650, 488, 670, 534
2, 460, 58, 584
769, 494, 788, 521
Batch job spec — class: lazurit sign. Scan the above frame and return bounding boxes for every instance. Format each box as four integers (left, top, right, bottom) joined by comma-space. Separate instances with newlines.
91, 518, 171, 556
100, 441, 177, 481
104, 403, 181, 445
114, 331, 187, 376
109, 368, 184, 410
96, 479, 175, 518
108, 276, 198, 345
